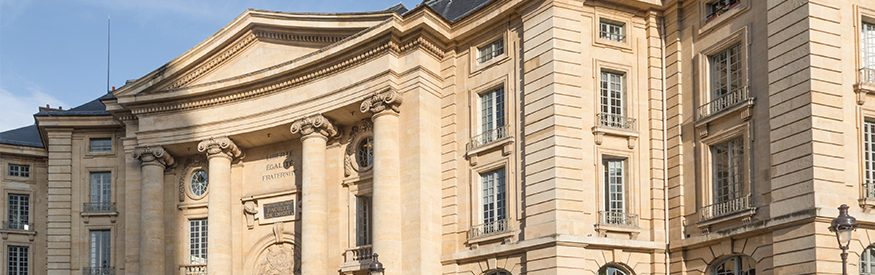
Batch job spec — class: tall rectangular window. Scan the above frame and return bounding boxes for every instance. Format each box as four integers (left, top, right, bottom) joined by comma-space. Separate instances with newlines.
89, 230, 111, 270
709, 44, 742, 98
7, 245, 28, 275
600, 71, 625, 116
711, 137, 744, 204
7, 194, 29, 230
90, 172, 112, 205
477, 39, 504, 63
604, 159, 626, 213
865, 120, 875, 198
8, 164, 29, 178
355, 196, 372, 246
89, 138, 112, 153
599, 20, 625, 42
862, 22, 875, 83
480, 87, 505, 136
481, 168, 506, 224
190, 219, 208, 264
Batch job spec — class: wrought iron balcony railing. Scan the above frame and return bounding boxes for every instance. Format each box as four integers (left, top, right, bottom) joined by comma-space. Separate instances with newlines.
179, 264, 206, 275
83, 202, 117, 213
700, 194, 753, 221
467, 125, 509, 151
861, 67, 875, 85
342, 245, 375, 265
82, 267, 115, 275
468, 219, 509, 240
598, 211, 638, 227
2, 221, 33, 231
697, 87, 751, 119
596, 113, 636, 130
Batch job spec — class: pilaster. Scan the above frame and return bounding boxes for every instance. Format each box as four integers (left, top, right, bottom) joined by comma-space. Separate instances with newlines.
46, 129, 73, 275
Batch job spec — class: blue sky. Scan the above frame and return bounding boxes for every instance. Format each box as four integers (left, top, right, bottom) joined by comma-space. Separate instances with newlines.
0, 0, 420, 131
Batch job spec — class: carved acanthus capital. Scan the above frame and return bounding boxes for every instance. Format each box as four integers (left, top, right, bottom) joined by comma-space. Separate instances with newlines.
360, 89, 402, 115
290, 114, 339, 139
133, 146, 175, 167
197, 137, 244, 160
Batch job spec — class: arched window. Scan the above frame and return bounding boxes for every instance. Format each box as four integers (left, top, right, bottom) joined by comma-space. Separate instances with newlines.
190, 169, 208, 197
598, 264, 631, 275
711, 255, 756, 275
863, 246, 875, 274
484, 269, 510, 275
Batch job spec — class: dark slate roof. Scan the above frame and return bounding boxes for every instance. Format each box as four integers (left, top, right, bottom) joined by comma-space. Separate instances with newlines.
0, 125, 43, 148
35, 95, 111, 117
424, 0, 493, 22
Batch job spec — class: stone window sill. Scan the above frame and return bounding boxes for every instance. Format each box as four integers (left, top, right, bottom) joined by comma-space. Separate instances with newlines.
0, 229, 36, 241
696, 207, 756, 230
592, 126, 638, 149
594, 223, 641, 238
465, 230, 515, 248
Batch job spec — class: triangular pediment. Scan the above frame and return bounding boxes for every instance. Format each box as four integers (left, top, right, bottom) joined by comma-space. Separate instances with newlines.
115, 9, 396, 99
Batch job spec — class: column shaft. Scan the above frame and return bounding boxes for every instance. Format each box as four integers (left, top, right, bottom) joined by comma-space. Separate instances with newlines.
301, 134, 329, 274
372, 111, 402, 273
207, 155, 233, 275
134, 146, 173, 275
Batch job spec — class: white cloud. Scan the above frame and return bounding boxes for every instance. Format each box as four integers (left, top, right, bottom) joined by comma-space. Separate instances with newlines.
0, 87, 65, 131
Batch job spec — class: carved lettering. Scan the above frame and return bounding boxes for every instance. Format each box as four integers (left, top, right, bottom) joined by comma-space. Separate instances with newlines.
263, 200, 295, 219
262, 151, 295, 184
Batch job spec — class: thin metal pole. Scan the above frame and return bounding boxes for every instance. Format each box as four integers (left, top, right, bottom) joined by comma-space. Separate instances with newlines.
106, 16, 111, 92
842, 249, 848, 275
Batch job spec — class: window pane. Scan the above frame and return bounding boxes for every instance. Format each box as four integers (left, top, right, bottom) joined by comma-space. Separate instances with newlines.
90, 172, 112, 204
8, 194, 29, 229
481, 168, 507, 224
190, 219, 208, 264
709, 44, 742, 98
480, 87, 505, 135
356, 196, 372, 246
89, 230, 111, 269
711, 137, 744, 204
604, 159, 626, 213
7, 245, 29, 275
90, 138, 112, 152
599, 20, 625, 42
8, 164, 30, 178
864, 23, 875, 69
478, 39, 504, 63
600, 71, 625, 117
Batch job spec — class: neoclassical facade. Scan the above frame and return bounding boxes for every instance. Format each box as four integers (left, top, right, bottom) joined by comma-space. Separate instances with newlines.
4, 0, 875, 274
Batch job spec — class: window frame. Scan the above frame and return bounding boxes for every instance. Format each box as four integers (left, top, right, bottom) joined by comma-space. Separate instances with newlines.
476, 38, 505, 64
863, 246, 875, 275
89, 171, 112, 204
88, 137, 114, 153
478, 86, 506, 136
7, 163, 30, 178
603, 157, 627, 214
697, 27, 750, 120
189, 218, 208, 264
354, 196, 372, 246
6, 244, 30, 275
470, 31, 509, 74
600, 70, 627, 118
593, 12, 633, 50
7, 193, 30, 230
479, 167, 507, 226
697, 0, 749, 35
598, 19, 626, 43
709, 136, 745, 205
699, 123, 751, 209
88, 229, 112, 269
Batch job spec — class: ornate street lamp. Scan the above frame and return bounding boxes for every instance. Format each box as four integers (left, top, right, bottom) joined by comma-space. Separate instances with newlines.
369, 253, 385, 275
829, 204, 858, 275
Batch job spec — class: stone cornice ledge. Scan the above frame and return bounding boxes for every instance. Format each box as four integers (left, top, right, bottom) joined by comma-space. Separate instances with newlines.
441, 234, 665, 264
668, 208, 819, 251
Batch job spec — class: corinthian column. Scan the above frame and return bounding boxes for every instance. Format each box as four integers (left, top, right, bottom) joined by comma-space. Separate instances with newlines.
360, 89, 403, 273
290, 114, 338, 275
133, 146, 174, 275
197, 137, 243, 275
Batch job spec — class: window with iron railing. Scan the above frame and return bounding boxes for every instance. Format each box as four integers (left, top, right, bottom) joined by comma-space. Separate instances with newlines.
599, 20, 625, 42
470, 168, 509, 239
87, 172, 113, 213
355, 196, 372, 246
604, 159, 626, 214
82, 266, 115, 275
712, 137, 744, 206
699, 44, 748, 117
470, 87, 508, 150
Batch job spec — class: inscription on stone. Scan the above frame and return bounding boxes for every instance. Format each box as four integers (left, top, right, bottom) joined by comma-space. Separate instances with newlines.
263, 200, 295, 219
262, 151, 294, 184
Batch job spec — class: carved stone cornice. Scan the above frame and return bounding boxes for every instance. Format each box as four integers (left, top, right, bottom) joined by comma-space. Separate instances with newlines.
197, 137, 245, 160
360, 89, 402, 115
133, 146, 175, 167
290, 114, 339, 139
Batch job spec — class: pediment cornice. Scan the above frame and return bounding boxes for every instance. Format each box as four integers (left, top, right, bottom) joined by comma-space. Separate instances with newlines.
125, 30, 446, 115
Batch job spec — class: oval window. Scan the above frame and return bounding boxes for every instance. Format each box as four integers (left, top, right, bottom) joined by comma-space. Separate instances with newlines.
356, 137, 374, 168
190, 169, 208, 197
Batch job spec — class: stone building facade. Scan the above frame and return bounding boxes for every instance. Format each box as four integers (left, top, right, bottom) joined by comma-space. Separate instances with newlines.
1, 0, 875, 274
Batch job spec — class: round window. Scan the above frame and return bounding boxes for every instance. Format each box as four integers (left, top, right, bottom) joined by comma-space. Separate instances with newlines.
190, 169, 208, 197
356, 137, 374, 168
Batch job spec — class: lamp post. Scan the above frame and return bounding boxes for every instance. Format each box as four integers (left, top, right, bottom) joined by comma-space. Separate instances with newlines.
369, 253, 384, 275
829, 204, 858, 275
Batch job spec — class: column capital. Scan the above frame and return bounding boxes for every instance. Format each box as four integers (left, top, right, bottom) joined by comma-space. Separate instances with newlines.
198, 137, 244, 160
133, 146, 175, 167
290, 114, 339, 139
360, 89, 402, 115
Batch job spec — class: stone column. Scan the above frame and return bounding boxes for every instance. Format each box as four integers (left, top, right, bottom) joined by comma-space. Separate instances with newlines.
133, 146, 175, 275
197, 137, 243, 275
360, 89, 403, 273
290, 114, 338, 275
